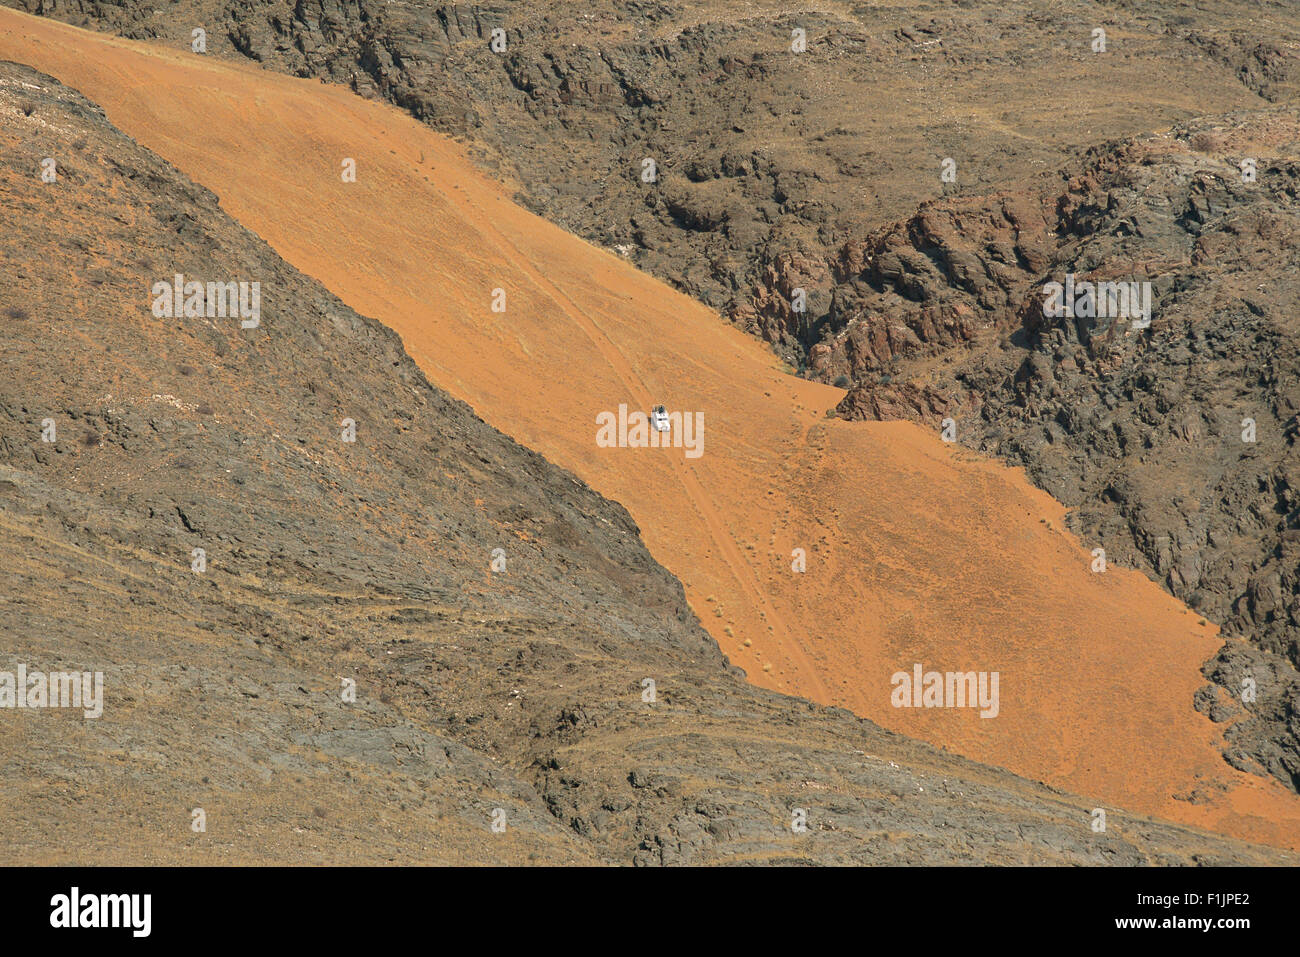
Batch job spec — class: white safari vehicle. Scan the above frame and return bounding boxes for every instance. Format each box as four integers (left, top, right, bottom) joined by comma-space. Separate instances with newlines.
651, 405, 671, 433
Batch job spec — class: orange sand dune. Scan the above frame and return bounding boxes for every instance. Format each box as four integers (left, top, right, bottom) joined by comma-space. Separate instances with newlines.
5, 9, 1298, 849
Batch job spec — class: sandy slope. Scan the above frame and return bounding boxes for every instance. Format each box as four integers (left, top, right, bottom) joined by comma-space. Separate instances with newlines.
4, 9, 1298, 849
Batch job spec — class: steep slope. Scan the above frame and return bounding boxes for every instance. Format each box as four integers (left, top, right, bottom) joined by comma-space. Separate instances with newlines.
8, 0, 1298, 357
4, 11, 1297, 849
15, 0, 1300, 805
816, 118, 1300, 793
11, 58, 1278, 866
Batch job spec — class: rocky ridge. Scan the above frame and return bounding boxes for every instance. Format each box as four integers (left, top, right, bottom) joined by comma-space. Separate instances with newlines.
7, 60, 1283, 863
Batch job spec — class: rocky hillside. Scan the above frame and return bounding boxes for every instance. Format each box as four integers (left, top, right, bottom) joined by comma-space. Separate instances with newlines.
9, 0, 1298, 359
818, 115, 1300, 794
10, 59, 1288, 864
53, 0, 1280, 796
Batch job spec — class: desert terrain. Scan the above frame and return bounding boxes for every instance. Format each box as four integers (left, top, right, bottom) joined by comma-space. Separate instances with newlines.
2, 3, 1298, 864
2, 8, 1298, 858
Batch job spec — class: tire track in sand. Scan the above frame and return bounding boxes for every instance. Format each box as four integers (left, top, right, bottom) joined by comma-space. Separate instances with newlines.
457, 192, 832, 702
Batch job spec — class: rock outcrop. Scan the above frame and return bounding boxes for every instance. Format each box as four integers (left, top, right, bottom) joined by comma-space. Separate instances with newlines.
9, 59, 1285, 864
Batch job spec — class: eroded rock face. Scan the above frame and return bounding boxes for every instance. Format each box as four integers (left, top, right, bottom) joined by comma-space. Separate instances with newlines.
10, 59, 1283, 864
6, 0, 1300, 821
14, 0, 1300, 360
824, 120, 1300, 790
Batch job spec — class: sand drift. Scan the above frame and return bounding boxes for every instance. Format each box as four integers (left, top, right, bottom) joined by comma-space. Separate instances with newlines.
4, 9, 1298, 848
